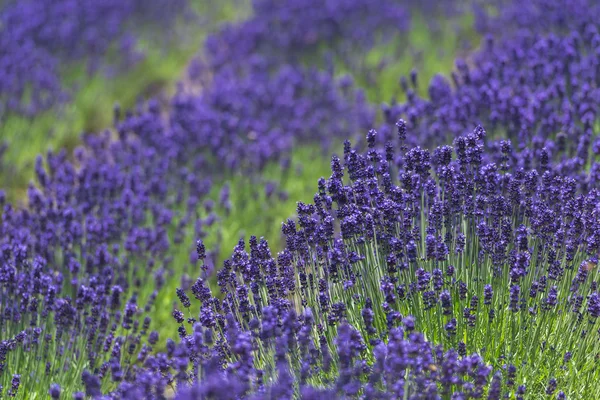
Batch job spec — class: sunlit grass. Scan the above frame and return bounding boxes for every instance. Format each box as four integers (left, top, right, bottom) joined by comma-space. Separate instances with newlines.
337, 12, 478, 103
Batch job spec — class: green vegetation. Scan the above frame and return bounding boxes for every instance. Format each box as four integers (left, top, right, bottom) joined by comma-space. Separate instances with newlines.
339, 12, 478, 103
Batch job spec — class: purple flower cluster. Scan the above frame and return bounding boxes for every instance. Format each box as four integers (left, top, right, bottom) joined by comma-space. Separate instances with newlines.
0, 1, 404, 393
170, 60, 374, 171
117, 0, 425, 176
381, 1, 600, 161
111, 0, 424, 185
108, 309, 496, 399
200, 0, 411, 72
87, 117, 600, 397
114, 66, 373, 188
2, 0, 600, 397
0, 124, 217, 394
0, 0, 190, 115
474, 0, 600, 37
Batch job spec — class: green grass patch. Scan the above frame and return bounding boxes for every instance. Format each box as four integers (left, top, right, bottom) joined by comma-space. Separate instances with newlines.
337, 12, 479, 103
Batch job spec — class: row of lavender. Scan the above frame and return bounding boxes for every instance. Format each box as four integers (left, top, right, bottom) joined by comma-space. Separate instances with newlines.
156, 124, 600, 398
1, 0, 600, 398
0, 0, 193, 117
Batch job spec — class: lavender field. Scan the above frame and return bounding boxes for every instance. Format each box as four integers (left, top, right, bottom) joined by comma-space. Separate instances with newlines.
1, 0, 599, 398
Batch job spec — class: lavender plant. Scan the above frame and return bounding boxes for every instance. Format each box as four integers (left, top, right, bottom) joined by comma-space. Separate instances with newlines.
0, 125, 220, 397
0, 50, 376, 397
87, 124, 600, 398
193, 0, 478, 105
117, 309, 499, 399
0, 0, 248, 204
198, 0, 411, 73
171, 58, 373, 171
474, 0, 600, 38
380, 11, 600, 153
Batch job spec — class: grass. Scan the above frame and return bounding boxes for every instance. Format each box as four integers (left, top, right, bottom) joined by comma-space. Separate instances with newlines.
337, 12, 478, 103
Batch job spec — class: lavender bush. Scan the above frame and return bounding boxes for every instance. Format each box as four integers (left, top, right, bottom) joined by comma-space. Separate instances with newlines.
0, 48, 374, 398
0, 126, 220, 396
381, 7, 600, 151
2, 0, 600, 398
71, 124, 598, 398
198, 0, 411, 73
171, 60, 373, 172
